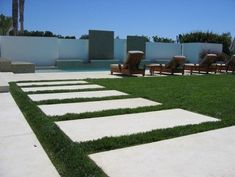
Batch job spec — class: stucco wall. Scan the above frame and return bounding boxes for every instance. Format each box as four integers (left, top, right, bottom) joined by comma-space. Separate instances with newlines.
182, 43, 223, 63
114, 39, 127, 61
146, 42, 182, 61
58, 39, 88, 61
0, 36, 59, 66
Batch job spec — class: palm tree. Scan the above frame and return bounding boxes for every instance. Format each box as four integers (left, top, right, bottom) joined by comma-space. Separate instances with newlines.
19, 0, 25, 34
12, 0, 18, 35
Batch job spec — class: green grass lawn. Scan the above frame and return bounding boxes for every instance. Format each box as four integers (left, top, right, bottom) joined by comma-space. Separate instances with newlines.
10, 74, 235, 177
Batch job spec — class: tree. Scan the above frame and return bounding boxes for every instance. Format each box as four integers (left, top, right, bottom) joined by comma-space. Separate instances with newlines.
0, 14, 12, 35
19, 0, 25, 34
152, 35, 175, 43
12, 0, 18, 35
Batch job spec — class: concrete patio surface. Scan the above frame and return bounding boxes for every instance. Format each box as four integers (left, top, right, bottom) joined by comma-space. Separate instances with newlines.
56, 108, 218, 142
0, 93, 59, 177
29, 90, 128, 102
22, 84, 104, 92
89, 126, 235, 177
17, 80, 88, 86
39, 98, 161, 116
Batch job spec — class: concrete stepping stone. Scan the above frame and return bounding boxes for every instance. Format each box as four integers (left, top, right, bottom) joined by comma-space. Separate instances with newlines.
89, 126, 235, 177
29, 90, 128, 102
22, 84, 104, 92
17, 80, 88, 86
39, 98, 160, 116
56, 109, 218, 142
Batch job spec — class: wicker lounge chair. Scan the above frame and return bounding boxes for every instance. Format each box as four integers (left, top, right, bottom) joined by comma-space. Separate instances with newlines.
110, 51, 145, 76
147, 56, 186, 75
185, 54, 218, 75
217, 55, 235, 73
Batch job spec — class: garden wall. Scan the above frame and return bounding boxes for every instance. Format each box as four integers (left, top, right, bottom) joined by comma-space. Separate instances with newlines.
114, 39, 127, 61
58, 39, 89, 61
182, 43, 223, 63
0, 36, 223, 66
0, 36, 59, 66
146, 42, 182, 61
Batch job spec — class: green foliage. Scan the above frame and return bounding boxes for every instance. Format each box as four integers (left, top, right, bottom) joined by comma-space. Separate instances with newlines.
16, 30, 76, 39
152, 35, 175, 43
79, 34, 89, 39
178, 31, 232, 54
0, 14, 12, 35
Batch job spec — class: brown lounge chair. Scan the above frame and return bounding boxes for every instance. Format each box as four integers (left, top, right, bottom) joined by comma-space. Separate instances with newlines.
147, 56, 186, 75
217, 55, 235, 73
110, 51, 145, 76
185, 54, 217, 75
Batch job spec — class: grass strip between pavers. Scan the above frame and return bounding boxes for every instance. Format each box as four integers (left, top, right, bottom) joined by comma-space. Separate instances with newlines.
26, 87, 106, 94
9, 74, 235, 176
20, 83, 91, 88
36, 95, 135, 105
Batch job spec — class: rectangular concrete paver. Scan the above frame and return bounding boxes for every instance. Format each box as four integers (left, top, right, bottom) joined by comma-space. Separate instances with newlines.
39, 98, 160, 116
17, 80, 88, 86
29, 90, 128, 102
89, 126, 235, 177
22, 84, 104, 92
0, 93, 60, 177
56, 109, 218, 142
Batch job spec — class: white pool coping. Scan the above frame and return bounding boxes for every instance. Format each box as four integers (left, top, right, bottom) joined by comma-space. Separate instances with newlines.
56, 108, 218, 142
39, 98, 161, 116
89, 126, 235, 177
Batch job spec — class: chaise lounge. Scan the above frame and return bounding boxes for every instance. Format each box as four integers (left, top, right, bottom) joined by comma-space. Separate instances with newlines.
147, 56, 186, 75
110, 51, 145, 76
217, 55, 235, 73
185, 54, 218, 75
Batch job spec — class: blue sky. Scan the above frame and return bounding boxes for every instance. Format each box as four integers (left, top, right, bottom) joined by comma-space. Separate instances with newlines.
0, 0, 234, 40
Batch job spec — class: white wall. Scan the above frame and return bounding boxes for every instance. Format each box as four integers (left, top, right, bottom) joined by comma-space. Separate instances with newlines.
0, 36, 59, 66
114, 39, 127, 61
146, 42, 182, 61
182, 43, 223, 63
58, 39, 88, 61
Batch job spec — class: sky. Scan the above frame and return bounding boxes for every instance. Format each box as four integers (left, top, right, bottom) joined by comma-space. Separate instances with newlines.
0, 0, 235, 40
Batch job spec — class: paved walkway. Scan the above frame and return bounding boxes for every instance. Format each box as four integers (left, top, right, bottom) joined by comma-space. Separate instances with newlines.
39, 98, 160, 116
17, 80, 88, 86
56, 109, 218, 142
90, 126, 235, 177
0, 93, 60, 177
29, 90, 128, 101
22, 84, 104, 92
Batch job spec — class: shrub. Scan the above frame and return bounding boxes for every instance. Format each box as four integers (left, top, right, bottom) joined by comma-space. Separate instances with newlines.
152, 36, 175, 43
178, 31, 232, 54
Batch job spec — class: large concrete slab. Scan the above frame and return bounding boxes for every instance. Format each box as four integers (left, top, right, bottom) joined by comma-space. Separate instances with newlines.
56, 109, 218, 142
39, 98, 160, 116
21, 84, 104, 92
90, 126, 235, 177
29, 90, 128, 102
17, 80, 88, 86
0, 93, 32, 137
0, 93, 59, 177
0, 135, 60, 177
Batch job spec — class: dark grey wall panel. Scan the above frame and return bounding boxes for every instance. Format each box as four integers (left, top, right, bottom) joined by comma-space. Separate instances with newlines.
89, 30, 114, 60
127, 36, 147, 56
